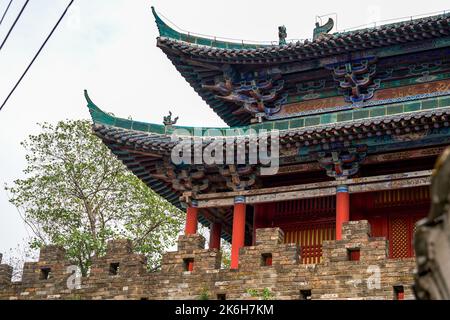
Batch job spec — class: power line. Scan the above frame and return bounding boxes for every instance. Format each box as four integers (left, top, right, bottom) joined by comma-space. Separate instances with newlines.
0, 0, 29, 51
0, 0, 75, 112
0, 0, 13, 26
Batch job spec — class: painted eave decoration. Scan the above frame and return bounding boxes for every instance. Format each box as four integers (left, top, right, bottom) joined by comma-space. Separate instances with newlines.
151, 7, 450, 126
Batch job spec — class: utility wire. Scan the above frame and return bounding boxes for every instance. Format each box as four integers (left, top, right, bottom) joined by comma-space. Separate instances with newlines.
0, 0, 29, 51
0, 0, 75, 111
0, 0, 13, 26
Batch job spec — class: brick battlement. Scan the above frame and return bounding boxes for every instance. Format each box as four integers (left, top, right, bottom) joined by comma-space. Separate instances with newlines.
0, 220, 416, 300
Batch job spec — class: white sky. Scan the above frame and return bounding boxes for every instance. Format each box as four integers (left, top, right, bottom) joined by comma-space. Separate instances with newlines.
0, 0, 448, 258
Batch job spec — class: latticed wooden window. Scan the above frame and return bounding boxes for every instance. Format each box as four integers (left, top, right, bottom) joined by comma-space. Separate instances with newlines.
389, 214, 425, 259
371, 187, 429, 259
390, 217, 409, 259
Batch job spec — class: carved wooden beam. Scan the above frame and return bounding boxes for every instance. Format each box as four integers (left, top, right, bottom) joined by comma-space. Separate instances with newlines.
276, 146, 443, 175
195, 170, 432, 208
219, 164, 257, 191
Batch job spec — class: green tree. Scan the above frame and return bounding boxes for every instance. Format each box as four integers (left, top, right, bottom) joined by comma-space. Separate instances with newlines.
5, 120, 183, 275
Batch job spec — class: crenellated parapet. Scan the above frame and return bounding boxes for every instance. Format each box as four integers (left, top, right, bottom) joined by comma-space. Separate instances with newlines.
0, 221, 417, 300
90, 239, 147, 277
161, 234, 221, 274
20, 245, 71, 291
0, 254, 13, 287
316, 220, 414, 299
322, 220, 388, 264
85, 239, 148, 300
239, 228, 300, 271
0, 239, 152, 300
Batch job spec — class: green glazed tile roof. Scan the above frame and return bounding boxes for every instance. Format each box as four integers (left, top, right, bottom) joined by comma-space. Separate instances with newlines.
152, 7, 450, 127
85, 90, 450, 138
152, 6, 272, 50
153, 6, 450, 54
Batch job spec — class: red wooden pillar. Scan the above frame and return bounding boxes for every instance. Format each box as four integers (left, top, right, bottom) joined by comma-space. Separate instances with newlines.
209, 222, 222, 249
231, 196, 246, 270
336, 185, 350, 240
184, 201, 198, 235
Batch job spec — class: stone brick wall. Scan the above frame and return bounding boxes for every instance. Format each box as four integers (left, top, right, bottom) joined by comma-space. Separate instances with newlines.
0, 220, 416, 300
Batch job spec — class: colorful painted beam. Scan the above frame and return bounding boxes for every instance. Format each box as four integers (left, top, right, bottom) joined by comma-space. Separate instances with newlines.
194, 170, 432, 208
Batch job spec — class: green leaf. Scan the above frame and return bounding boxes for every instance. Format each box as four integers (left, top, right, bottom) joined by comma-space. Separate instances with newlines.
5, 120, 183, 273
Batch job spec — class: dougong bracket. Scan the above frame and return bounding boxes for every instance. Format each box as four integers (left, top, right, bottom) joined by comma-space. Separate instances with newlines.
219, 164, 257, 191
314, 145, 368, 179
326, 57, 388, 105
202, 66, 287, 121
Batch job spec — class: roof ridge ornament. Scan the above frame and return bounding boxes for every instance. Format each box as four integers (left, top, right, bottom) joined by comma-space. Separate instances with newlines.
278, 25, 287, 45
163, 111, 179, 127
313, 17, 334, 40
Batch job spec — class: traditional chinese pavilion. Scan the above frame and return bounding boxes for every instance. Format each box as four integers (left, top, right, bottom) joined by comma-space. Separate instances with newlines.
86, 7, 450, 270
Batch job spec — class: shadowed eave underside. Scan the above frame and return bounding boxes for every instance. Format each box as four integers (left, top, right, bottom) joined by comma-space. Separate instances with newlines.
85, 90, 450, 242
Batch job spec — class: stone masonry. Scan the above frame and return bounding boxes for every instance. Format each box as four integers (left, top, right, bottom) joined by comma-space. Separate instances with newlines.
0, 220, 416, 300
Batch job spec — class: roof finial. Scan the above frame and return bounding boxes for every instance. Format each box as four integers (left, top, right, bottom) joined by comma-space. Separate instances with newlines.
313, 18, 334, 40
278, 25, 287, 45
163, 111, 179, 127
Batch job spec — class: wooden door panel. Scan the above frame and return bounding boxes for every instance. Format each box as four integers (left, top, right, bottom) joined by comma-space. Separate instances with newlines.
284, 223, 335, 264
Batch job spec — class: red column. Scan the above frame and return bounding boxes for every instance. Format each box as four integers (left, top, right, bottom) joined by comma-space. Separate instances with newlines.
209, 222, 222, 249
231, 197, 246, 270
184, 202, 198, 235
336, 185, 350, 240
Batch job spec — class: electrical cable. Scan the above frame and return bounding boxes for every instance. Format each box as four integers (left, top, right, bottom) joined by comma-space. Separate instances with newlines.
0, 0, 74, 111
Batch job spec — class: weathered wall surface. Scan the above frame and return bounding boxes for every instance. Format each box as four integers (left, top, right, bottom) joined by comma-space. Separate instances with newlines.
0, 220, 416, 300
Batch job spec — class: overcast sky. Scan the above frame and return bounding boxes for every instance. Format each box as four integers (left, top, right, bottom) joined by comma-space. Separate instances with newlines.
0, 0, 448, 259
